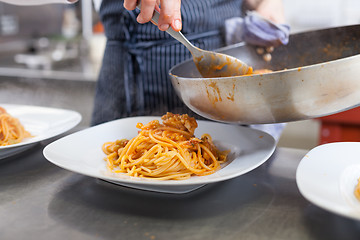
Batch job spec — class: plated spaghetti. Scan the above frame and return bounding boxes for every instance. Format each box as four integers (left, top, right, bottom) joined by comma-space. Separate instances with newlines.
355, 178, 360, 201
102, 113, 228, 180
0, 106, 31, 146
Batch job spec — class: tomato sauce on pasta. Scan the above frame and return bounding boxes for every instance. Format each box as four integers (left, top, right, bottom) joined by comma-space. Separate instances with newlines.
0, 107, 31, 146
102, 113, 228, 180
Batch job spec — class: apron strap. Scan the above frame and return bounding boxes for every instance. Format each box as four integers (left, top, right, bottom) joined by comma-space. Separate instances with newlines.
108, 28, 221, 116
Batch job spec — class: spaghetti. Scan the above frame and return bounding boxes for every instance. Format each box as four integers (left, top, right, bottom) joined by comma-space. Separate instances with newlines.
0, 107, 31, 146
102, 112, 228, 180
355, 178, 360, 201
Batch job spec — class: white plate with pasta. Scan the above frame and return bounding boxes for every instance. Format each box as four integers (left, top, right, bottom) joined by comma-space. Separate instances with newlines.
43, 115, 276, 194
296, 142, 360, 220
0, 104, 81, 159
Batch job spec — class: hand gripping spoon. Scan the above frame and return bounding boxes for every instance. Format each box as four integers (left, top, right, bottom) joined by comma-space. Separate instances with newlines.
137, 6, 253, 78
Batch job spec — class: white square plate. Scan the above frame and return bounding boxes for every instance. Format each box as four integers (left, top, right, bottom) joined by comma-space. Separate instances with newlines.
43, 116, 276, 194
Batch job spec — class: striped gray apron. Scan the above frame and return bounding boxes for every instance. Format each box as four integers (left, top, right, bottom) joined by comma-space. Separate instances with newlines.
91, 0, 243, 125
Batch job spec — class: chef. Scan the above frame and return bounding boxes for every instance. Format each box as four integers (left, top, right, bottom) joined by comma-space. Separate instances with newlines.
1, 0, 289, 141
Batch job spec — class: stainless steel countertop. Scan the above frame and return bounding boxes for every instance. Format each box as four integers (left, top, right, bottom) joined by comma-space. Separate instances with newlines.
0, 140, 359, 240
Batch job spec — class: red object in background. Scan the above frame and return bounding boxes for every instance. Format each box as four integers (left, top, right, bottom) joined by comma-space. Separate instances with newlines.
318, 107, 360, 144
93, 21, 104, 33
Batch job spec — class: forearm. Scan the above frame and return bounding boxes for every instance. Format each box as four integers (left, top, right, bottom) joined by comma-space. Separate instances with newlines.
243, 0, 285, 23
0, 0, 77, 5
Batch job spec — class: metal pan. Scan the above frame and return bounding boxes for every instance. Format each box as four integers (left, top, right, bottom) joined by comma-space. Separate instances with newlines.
169, 24, 360, 124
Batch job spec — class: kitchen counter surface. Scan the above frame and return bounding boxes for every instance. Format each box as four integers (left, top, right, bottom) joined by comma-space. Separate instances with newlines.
0, 138, 359, 240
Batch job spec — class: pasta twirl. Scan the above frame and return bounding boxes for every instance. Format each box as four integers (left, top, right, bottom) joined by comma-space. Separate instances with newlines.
102, 112, 228, 180
0, 107, 32, 146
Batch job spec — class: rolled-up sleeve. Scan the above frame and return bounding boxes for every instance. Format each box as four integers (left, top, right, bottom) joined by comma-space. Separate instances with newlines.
0, 0, 78, 5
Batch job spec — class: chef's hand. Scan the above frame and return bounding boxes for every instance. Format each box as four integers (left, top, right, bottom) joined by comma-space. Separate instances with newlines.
123, 0, 182, 32
242, 0, 287, 62
255, 0, 286, 62
255, 0, 285, 23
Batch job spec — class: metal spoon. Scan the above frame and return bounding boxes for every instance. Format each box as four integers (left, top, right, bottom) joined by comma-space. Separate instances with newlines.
137, 6, 253, 78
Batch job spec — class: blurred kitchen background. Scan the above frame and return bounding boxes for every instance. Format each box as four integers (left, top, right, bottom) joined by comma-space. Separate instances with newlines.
0, 0, 359, 149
